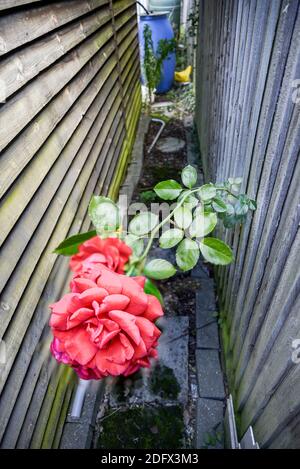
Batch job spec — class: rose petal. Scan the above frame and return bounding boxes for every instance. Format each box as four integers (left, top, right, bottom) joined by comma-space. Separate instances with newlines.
97, 268, 122, 294
132, 276, 146, 288
98, 294, 130, 313
68, 307, 94, 328
119, 333, 135, 360
121, 276, 148, 315
79, 287, 108, 305
71, 277, 97, 293
98, 328, 121, 348
99, 318, 120, 332
64, 328, 98, 365
95, 349, 128, 375
143, 295, 164, 321
108, 310, 141, 345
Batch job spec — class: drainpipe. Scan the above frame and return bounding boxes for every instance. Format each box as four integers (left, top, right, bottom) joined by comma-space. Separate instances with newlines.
70, 378, 90, 418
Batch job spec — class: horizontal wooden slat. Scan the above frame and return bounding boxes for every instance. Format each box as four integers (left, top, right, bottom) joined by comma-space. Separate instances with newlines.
0, 97, 124, 394
0, 7, 112, 100
0, 22, 114, 153
0, 0, 108, 55
0, 59, 119, 293
0, 0, 141, 449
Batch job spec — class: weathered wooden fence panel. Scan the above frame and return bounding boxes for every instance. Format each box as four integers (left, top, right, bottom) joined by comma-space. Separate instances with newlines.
195, 0, 300, 448
0, 0, 141, 448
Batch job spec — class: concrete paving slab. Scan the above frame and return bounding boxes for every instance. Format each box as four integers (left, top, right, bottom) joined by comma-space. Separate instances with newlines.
109, 317, 189, 407
196, 349, 225, 400
197, 322, 220, 349
195, 398, 224, 449
156, 137, 186, 153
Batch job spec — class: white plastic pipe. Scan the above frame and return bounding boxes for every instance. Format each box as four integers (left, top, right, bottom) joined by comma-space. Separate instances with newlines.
70, 378, 90, 418
148, 118, 166, 153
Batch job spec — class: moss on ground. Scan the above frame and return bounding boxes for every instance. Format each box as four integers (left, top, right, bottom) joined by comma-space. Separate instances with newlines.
150, 364, 180, 400
97, 405, 184, 449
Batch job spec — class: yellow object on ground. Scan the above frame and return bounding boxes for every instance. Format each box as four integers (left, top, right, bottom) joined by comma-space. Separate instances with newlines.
174, 66, 192, 83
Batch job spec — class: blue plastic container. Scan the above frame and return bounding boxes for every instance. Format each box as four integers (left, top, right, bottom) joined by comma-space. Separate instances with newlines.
138, 13, 175, 94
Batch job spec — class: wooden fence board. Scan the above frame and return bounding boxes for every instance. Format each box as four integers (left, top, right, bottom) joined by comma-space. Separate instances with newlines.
196, 0, 300, 447
0, 0, 141, 448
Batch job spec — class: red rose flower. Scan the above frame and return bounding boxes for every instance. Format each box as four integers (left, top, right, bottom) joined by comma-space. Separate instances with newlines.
49, 265, 163, 379
70, 236, 132, 274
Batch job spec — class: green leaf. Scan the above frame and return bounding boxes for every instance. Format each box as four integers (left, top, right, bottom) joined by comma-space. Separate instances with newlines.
53, 230, 97, 256
181, 165, 197, 189
159, 228, 184, 249
154, 179, 182, 200
140, 190, 157, 203
129, 212, 159, 236
199, 237, 234, 265
88, 196, 120, 232
144, 259, 176, 280
212, 197, 227, 213
124, 234, 144, 257
235, 195, 249, 216
176, 238, 200, 271
174, 206, 193, 229
189, 212, 217, 238
226, 203, 235, 216
248, 198, 257, 210
198, 184, 217, 201
178, 190, 199, 209
222, 215, 239, 228
144, 278, 164, 305
228, 177, 242, 186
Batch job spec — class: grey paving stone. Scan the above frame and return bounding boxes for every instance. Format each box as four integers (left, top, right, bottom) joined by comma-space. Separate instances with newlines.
196, 288, 217, 329
156, 137, 186, 153
157, 316, 189, 404
60, 380, 105, 449
195, 398, 224, 449
196, 349, 226, 400
196, 282, 216, 311
197, 322, 220, 349
109, 316, 189, 406
191, 262, 210, 279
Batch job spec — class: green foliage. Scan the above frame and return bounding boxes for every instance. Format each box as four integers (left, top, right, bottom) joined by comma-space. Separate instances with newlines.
159, 228, 184, 249
144, 259, 176, 280
129, 212, 159, 236
174, 206, 192, 230
140, 190, 157, 203
53, 230, 96, 256
189, 212, 217, 238
124, 234, 144, 258
143, 24, 176, 98
154, 179, 182, 200
88, 196, 120, 236
198, 183, 217, 201
55, 165, 256, 282
199, 238, 234, 265
181, 164, 197, 189
144, 278, 164, 305
176, 238, 199, 271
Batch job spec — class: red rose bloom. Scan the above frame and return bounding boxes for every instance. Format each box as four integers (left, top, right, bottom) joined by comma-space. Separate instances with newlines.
49, 265, 163, 379
70, 236, 132, 274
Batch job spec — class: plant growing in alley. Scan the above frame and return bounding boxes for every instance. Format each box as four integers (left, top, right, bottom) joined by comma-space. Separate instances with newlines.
51, 165, 256, 380
143, 24, 176, 101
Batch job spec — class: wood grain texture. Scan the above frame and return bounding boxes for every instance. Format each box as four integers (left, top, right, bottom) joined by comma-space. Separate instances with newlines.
0, 0, 141, 448
196, 0, 300, 448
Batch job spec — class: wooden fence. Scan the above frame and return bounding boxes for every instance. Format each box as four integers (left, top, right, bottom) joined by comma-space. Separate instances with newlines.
0, 0, 141, 448
195, 0, 300, 449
